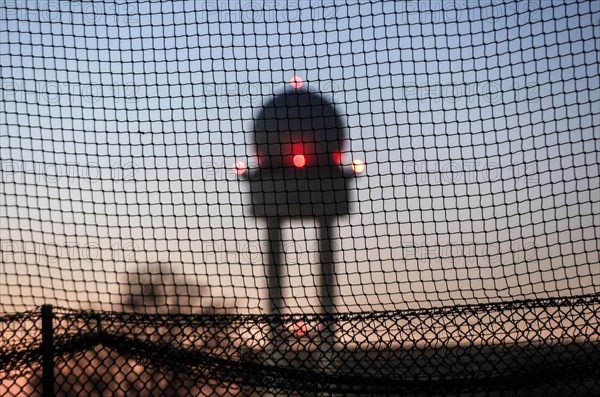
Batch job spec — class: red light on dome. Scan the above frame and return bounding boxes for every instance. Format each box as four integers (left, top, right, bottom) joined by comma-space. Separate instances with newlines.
293, 320, 308, 337
290, 75, 304, 89
332, 151, 341, 164
352, 159, 365, 173
233, 160, 247, 175
291, 142, 307, 167
293, 154, 306, 168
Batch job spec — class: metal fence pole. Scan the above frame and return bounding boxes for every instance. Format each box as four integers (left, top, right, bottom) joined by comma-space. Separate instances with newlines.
41, 304, 55, 397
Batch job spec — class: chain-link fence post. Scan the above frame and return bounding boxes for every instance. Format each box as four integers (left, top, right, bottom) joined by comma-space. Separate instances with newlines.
41, 304, 55, 397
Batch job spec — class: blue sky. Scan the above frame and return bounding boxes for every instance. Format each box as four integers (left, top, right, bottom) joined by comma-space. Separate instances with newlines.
1, 0, 599, 313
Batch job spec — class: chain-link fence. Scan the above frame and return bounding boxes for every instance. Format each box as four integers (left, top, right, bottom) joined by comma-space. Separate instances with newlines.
3, 297, 599, 396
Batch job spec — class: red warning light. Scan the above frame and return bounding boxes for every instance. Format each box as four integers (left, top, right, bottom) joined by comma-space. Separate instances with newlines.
293, 154, 306, 168
233, 160, 247, 175
290, 142, 307, 167
289, 75, 304, 89
293, 320, 308, 337
332, 151, 341, 165
352, 159, 365, 173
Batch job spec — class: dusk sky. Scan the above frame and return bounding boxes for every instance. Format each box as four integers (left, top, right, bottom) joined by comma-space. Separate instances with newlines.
1, 1, 598, 314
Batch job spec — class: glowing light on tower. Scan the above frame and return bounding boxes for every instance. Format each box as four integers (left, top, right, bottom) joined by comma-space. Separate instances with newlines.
293, 320, 308, 337
233, 160, 247, 175
291, 142, 306, 167
293, 154, 306, 168
290, 75, 304, 89
332, 151, 341, 165
352, 159, 365, 173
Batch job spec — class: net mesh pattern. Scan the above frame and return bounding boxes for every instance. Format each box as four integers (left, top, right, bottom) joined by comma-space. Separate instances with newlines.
1, 1, 599, 395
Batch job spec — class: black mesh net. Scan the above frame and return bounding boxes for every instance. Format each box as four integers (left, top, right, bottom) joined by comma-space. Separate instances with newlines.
1, 1, 599, 396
